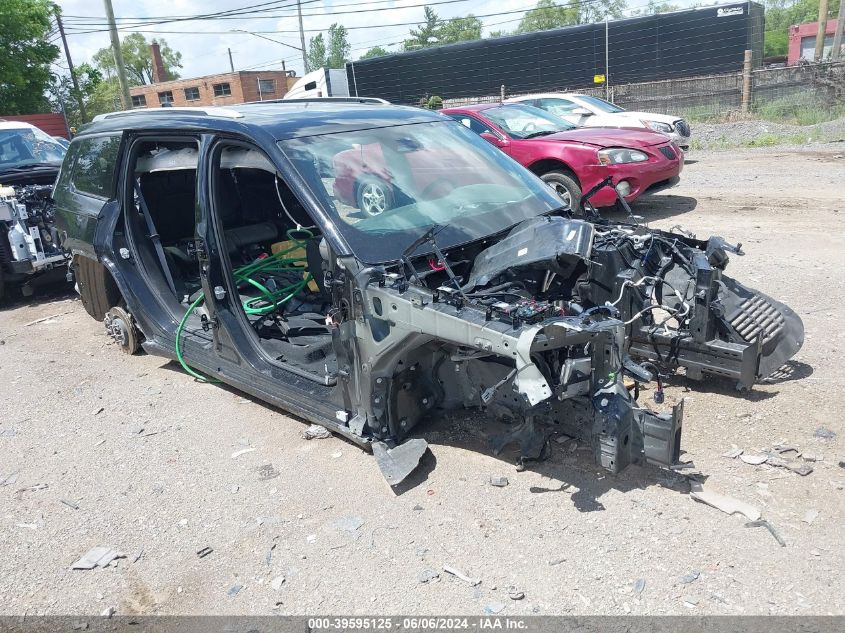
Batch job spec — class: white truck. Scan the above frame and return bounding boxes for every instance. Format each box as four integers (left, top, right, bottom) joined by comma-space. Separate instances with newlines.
284, 68, 350, 100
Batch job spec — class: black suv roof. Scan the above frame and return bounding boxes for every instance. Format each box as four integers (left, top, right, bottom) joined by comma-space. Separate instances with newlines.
80, 101, 444, 141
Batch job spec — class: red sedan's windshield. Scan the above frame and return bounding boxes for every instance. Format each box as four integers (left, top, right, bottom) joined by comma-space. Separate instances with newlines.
279, 120, 563, 264
481, 105, 576, 139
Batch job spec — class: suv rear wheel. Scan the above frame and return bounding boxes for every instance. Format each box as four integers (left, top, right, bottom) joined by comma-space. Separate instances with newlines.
541, 170, 581, 212
74, 255, 122, 321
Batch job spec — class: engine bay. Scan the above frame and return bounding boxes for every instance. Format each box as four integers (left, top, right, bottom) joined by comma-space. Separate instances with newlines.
0, 184, 66, 288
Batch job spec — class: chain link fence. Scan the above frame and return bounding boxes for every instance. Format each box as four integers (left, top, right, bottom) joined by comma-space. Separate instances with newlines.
442, 61, 845, 123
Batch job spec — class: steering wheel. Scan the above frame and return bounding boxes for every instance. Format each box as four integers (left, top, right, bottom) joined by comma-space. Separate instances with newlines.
522, 122, 537, 133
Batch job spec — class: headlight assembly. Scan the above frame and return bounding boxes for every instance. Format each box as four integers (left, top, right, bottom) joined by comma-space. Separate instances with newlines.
597, 148, 649, 165
643, 120, 674, 134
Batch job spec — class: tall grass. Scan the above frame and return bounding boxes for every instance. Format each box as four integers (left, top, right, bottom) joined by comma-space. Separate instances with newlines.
681, 97, 845, 126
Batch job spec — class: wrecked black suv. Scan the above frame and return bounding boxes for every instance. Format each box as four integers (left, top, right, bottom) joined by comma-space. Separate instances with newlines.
54, 102, 803, 483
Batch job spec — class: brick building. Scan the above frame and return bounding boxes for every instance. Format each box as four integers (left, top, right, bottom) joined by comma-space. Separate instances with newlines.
128, 42, 290, 108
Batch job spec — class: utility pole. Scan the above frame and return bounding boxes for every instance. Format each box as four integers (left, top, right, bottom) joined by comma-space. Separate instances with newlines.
814, 0, 830, 62
54, 8, 87, 123
605, 16, 610, 100
103, 0, 131, 109
228, 48, 235, 72
297, 0, 308, 73
832, 0, 844, 62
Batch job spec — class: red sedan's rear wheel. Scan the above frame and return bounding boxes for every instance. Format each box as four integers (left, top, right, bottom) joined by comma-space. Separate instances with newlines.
356, 177, 394, 217
541, 170, 582, 212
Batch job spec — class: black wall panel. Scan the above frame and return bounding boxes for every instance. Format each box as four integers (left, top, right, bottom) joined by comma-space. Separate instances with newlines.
346, 2, 763, 104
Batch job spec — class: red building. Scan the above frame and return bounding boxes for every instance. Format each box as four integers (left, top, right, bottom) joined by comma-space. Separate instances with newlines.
0, 113, 69, 138
788, 19, 844, 64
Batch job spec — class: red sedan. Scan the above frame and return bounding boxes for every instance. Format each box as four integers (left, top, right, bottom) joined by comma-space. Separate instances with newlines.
440, 103, 683, 209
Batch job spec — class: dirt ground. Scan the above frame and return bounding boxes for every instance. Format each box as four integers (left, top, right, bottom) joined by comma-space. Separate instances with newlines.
1, 145, 844, 616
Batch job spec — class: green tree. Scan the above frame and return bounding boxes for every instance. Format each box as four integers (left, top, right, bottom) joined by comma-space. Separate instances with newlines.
579, 0, 626, 23
86, 77, 123, 118
404, 6, 443, 50
360, 46, 390, 59
48, 63, 103, 127
438, 15, 483, 44
0, 0, 60, 114
517, 0, 579, 32
764, 29, 789, 56
764, 0, 841, 57
326, 23, 351, 68
488, 29, 511, 38
629, 0, 679, 16
517, 0, 627, 33
305, 33, 326, 72
92, 33, 182, 85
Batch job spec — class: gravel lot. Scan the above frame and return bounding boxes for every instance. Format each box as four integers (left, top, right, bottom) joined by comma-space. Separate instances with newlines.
693, 115, 845, 148
1, 145, 844, 616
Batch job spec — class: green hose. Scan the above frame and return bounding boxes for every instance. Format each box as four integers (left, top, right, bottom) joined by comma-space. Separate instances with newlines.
176, 228, 313, 382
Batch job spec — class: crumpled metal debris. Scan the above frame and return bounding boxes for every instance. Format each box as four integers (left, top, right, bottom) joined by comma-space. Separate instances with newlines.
71, 547, 126, 570
745, 519, 786, 547
373, 439, 428, 486
302, 424, 332, 440
689, 480, 761, 521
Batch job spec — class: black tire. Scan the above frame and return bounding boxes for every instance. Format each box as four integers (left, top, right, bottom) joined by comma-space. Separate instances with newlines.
540, 170, 582, 213
74, 255, 121, 321
0, 265, 5, 304
355, 177, 394, 217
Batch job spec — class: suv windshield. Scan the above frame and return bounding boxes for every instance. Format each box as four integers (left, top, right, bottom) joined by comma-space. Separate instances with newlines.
0, 126, 67, 171
576, 95, 626, 113
482, 105, 575, 139
279, 120, 562, 264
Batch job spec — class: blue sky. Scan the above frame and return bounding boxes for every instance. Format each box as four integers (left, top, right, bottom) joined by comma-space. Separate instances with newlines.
55, 0, 702, 79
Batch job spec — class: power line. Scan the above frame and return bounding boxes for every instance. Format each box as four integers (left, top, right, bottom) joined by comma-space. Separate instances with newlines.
61, 4, 587, 36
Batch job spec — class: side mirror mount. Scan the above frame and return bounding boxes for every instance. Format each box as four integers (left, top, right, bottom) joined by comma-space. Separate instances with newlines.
480, 131, 508, 147
572, 107, 593, 116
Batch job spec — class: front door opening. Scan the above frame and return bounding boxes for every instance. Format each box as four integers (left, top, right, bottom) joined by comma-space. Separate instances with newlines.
210, 143, 336, 382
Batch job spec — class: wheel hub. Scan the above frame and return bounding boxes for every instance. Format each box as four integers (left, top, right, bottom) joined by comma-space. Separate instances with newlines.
104, 306, 140, 354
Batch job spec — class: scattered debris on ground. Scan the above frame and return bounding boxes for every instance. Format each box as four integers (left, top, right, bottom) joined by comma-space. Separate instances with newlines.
418, 569, 440, 584
71, 547, 126, 570
231, 447, 256, 459
196, 547, 213, 559
301, 424, 332, 440
443, 565, 481, 586
489, 476, 509, 487
745, 519, 787, 547
689, 481, 761, 521
256, 464, 280, 481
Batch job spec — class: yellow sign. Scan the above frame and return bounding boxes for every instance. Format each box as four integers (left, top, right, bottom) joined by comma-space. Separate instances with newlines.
593, 74, 606, 84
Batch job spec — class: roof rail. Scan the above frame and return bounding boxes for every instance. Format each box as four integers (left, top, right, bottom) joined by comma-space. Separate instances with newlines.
248, 97, 390, 105
92, 107, 244, 122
